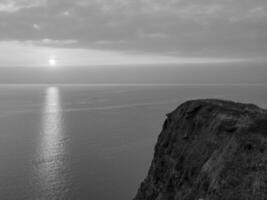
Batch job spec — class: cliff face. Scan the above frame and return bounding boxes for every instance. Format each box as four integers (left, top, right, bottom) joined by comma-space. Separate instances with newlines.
134, 99, 267, 200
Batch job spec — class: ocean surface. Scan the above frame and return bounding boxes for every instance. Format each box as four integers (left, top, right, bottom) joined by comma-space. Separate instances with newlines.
0, 84, 266, 200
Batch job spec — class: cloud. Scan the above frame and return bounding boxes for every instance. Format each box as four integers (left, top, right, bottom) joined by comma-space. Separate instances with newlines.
0, 0, 267, 59
33, 23, 40, 30
0, 0, 44, 12
32, 38, 77, 46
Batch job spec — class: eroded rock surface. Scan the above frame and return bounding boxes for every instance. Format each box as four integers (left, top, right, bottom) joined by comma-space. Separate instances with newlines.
133, 99, 267, 200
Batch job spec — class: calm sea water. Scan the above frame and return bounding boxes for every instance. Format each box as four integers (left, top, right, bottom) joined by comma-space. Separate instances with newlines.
0, 84, 266, 200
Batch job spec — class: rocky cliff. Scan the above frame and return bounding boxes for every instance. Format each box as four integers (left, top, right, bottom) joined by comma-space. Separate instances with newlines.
133, 99, 267, 200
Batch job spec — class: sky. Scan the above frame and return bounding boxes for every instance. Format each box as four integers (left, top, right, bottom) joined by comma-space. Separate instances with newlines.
0, 0, 266, 67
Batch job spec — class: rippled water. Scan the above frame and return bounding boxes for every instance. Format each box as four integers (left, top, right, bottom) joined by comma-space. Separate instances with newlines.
35, 87, 68, 199
0, 84, 266, 200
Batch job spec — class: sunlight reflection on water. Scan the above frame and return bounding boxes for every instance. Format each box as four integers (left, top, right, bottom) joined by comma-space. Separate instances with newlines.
35, 87, 69, 199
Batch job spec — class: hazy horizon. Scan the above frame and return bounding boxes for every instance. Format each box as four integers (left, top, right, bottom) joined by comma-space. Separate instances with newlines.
0, 62, 265, 84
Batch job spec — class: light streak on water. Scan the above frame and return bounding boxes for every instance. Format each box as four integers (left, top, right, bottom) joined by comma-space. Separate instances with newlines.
36, 87, 69, 199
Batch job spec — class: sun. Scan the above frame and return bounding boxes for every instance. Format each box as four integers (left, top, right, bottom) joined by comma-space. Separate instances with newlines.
49, 58, 56, 66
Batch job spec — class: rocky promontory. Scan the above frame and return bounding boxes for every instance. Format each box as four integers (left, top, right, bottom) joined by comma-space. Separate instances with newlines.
134, 99, 267, 200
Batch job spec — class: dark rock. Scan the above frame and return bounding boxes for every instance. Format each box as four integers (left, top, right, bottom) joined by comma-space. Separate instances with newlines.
133, 99, 267, 200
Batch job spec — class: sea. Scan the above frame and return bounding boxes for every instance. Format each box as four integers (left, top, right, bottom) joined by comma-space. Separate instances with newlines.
0, 84, 266, 200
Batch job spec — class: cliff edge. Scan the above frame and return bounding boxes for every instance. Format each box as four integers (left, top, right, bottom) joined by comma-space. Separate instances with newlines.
133, 99, 267, 200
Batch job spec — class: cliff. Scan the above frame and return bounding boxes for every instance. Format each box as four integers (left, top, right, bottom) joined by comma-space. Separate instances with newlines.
133, 99, 267, 200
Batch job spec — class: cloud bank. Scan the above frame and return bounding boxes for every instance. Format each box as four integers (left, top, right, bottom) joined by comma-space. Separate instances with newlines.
0, 0, 266, 59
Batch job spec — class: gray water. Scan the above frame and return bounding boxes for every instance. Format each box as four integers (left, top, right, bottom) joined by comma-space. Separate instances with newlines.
0, 84, 266, 200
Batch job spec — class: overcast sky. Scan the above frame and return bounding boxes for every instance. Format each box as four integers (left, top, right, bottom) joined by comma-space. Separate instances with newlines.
0, 0, 266, 66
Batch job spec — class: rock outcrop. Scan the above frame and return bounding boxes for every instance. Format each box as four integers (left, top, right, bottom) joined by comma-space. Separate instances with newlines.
133, 99, 267, 200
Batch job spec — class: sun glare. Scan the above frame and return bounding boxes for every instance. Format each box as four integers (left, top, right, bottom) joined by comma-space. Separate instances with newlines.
49, 58, 56, 66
